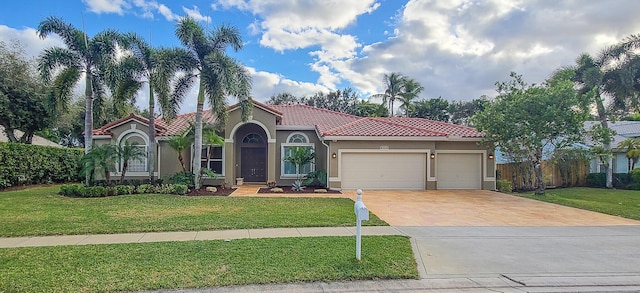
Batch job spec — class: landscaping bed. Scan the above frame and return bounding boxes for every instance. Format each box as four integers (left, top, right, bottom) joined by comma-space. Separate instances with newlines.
257, 186, 342, 194
185, 186, 236, 196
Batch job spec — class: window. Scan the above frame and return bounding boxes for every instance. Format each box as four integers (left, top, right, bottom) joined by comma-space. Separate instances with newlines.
242, 133, 263, 144
281, 133, 314, 177
201, 144, 224, 175
125, 145, 147, 172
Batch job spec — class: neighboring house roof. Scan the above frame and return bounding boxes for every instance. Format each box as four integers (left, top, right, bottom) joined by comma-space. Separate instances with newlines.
93, 102, 484, 140
92, 113, 168, 136
584, 121, 640, 149
0, 126, 62, 147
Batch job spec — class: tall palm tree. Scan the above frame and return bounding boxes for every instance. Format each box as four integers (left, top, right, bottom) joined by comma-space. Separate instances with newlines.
174, 17, 252, 189
37, 16, 120, 185
573, 53, 614, 188
371, 72, 406, 117
109, 33, 197, 183
398, 77, 424, 117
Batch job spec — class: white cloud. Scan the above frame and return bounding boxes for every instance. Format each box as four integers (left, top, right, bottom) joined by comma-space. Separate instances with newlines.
215, 0, 380, 88
182, 6, 211, 23
83, 0, 129, 15
246, 67, 329, 102
0, 25, 63, 60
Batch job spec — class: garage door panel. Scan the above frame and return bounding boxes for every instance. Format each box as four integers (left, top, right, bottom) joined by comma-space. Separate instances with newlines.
341, 153, 425, 190
437, 153, 482, 189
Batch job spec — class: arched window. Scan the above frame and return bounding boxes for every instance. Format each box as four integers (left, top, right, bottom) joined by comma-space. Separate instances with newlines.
119, 132, 148, 172
281, 132, 314, 177
242, 133, 263, 144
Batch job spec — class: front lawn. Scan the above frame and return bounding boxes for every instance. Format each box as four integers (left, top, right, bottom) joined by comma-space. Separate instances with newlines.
0, 186, 387, 237
518, 187, 640, 220
0, 236, 417, 293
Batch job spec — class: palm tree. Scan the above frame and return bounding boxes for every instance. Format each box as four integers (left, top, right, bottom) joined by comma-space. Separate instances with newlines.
167, 128, 193, 172
398, 77, 424, 117
174, 17, 252, 189
371, 72, 406, 117
618, 138, 640, 171
80, 143, 118, 185
283, 146, 316, 191
37, 16, 120, 185
573, 53, 614, 188
109, 33, 197, 183
117, 141, 147, 184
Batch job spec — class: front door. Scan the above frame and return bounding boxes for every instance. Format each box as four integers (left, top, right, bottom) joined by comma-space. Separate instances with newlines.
241, 147, 266, 182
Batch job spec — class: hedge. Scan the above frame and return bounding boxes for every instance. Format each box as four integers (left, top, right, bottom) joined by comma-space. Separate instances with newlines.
586, 172, 632, 188
0, 142, 83, 189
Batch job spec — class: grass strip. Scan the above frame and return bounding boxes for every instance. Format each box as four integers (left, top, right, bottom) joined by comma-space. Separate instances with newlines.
0, 236, 417, 292
0, 186, 387, 237
518, 187, 640, 220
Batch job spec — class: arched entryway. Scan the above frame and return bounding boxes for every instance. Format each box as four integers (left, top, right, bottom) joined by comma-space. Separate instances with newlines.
235, 123, 267, 182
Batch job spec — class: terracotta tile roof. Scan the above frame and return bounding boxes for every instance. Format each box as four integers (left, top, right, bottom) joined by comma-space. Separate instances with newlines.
92, 113, 167, 136
269, 104, 361, 133
322, 117, 449, 137
93, 103, 483, 139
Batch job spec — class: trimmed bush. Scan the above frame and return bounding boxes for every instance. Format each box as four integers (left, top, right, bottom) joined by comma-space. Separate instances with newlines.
171, 184, 188, 195
587, 173, 632, 188
163, 172, 194, 187
136, 184, 156, 194
630, 168, 640, 184
113, 185, 135, 195
496, 179, 513, 193
628, 183, 640, 190
59, 184, 82, 197
0, 142, 83, 189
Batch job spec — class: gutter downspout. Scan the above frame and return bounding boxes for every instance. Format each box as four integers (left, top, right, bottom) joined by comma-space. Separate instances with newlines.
316, 127, 330, 189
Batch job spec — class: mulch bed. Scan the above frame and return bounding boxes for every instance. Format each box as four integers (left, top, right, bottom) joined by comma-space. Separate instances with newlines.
184, 186, 236, 196
257, 186, 342, 194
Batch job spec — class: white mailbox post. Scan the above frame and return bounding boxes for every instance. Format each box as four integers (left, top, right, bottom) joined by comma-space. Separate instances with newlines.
354, 189, 369, 260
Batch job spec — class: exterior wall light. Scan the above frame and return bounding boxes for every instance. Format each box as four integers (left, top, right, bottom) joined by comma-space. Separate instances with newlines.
332, 152, 337, 159
488, 153, 494, 160
430, 153, 435, 159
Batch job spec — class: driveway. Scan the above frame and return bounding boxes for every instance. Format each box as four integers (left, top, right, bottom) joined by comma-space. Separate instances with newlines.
340, 189, 640, 226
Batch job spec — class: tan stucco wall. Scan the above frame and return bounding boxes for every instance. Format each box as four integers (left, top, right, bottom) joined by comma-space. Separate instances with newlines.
327, 139, 495, 190
275, 130, 328, 186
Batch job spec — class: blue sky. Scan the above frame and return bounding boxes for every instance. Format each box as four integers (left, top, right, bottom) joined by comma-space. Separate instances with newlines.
1, 0, 640, 114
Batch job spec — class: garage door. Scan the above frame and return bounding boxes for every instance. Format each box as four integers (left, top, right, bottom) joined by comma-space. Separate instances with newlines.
437, 153, 482, 189
341, 153, 425, 190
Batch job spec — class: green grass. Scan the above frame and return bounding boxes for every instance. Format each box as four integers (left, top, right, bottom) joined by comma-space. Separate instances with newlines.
0, 186, 387, 237
0, 236, 417, 293
518, 187, 640, 220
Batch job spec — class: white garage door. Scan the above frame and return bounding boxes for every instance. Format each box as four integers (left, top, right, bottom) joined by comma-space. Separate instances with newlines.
341, 153, 425, 190
437, 153, 482, 189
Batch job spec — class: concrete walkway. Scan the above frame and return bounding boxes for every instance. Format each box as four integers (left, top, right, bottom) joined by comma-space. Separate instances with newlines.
0, 226, 401, 248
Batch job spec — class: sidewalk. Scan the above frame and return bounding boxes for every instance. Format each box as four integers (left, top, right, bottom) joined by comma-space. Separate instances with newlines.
0, 226, 403, 248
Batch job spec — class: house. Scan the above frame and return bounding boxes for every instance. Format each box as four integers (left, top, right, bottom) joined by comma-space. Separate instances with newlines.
91, 101, 495, 190
585, 121, 640, 173
0, 126, 62, 147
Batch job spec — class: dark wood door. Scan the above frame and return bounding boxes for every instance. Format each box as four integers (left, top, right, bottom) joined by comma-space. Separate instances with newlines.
241, 147, 266, 182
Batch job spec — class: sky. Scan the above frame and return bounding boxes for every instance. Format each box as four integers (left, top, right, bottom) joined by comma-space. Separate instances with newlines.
1, 0, 640, 114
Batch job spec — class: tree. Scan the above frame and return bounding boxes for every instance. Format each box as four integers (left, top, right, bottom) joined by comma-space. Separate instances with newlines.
117, 141, 147, 184
302, 88, 360, 114
80, 143, 117, 185
202, 123, 225, 172
0, 40, 54, 143
110, 33, 197, 183
398, 77, 424, 116
449, 98, 489, 126
266, 92, 301, 105
175, 17, 252, 189
410, 97, 450, 122
617, 137, 640, 171
37, 16, 120, 185
371, 72, 406, 116
353, 100, 388, 117
473, 71, 589, 195
282, 146, 316, 191
167, 128, 193, 172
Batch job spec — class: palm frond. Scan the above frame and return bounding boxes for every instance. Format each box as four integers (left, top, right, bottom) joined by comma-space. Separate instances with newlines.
37, 16, 85, 53
37, 47, 81, 82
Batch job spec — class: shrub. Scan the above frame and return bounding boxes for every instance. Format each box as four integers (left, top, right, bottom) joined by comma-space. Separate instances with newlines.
171, 184, 188, 195
78, 186, 108, 197
164, 172, 194, 187
586, 173, 605, 187
137, 184, 156, 194
496, 180, 513, 193
0, 142, 83, 189
113, 185, 135, 195
59, 184, 82, 197
628, 183, 640, 190
630, 168, 640, 184
587, 173, 633, 188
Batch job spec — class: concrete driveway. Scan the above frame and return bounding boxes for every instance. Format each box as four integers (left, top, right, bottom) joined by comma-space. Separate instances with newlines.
341, 189, 640, 226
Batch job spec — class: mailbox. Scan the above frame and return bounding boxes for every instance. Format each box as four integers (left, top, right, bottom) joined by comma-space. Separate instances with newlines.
354, 189, 368, 260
